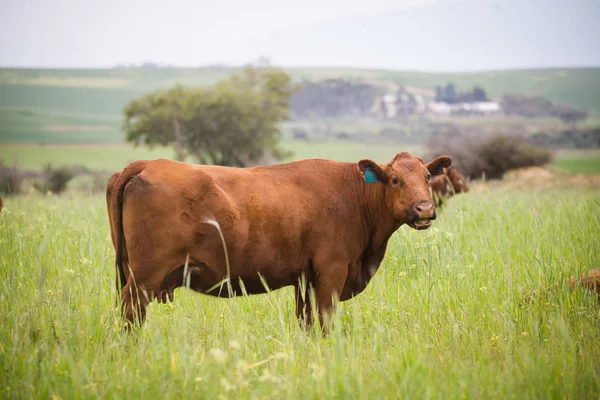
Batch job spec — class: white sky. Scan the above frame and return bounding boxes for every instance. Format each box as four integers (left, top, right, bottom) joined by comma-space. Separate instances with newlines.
0, 0, 449, 67
0, 0, 598, 70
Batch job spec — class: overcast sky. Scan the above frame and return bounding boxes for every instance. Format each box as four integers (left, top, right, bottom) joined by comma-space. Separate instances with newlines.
0, 0, 598, 71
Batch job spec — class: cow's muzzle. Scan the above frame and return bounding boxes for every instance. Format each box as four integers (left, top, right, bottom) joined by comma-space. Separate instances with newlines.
408, 200, 436, 230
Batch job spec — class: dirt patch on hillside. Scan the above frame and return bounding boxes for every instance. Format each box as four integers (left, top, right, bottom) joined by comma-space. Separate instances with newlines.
470, 166, 600, 192
42, 125, 113, 132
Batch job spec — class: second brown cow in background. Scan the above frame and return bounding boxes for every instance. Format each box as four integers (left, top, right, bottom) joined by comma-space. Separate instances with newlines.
430, 167, 470, 207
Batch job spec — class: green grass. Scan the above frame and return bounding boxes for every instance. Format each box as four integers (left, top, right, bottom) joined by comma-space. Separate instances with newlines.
2, 67, 600, 113
553, 149, 600, 175
0, 108, 123, 144
1, 189, 599, 398
0, 144, 177, 171
0, 140, 421, 171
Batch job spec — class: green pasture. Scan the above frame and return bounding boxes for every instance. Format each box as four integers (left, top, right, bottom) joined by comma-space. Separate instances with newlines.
553, 150, 600, 175
2, 141, 599, 177
0, 140, 419, 172
1, 67, 599, 114
1, 188, 599, 399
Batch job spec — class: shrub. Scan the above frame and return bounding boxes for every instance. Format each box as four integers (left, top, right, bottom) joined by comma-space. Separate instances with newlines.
33, 164, 75, 195
426, 132, 553, 180
69, 172, 112, 194
530, 127, 600, 148
0, 163, 24, 195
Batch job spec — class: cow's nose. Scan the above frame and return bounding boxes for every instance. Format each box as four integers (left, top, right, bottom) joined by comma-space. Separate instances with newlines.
415, 201, 433, 214
414, 201, 436, 219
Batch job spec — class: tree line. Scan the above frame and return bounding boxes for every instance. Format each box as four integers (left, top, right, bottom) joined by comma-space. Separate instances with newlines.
434, 83, 488, 104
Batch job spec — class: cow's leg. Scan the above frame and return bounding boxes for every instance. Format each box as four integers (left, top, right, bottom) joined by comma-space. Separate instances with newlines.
313, 262, 348, 334
119, 259, 184, 327
121, 276, 151, 327
294, 281, 314, 330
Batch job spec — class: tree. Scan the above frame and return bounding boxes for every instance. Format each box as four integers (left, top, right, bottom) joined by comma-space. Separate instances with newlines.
472, 86, 488, 102
289, 78, 382, 119
122, 64, 297, 167
551, 105, 588, 126
122, 84, 187, 161
501, 93, 588, 125
435, 85, 443, 102
443, 83, 456, 104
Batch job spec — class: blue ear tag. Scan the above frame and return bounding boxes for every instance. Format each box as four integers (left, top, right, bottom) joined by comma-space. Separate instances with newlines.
364, 167, 378, 183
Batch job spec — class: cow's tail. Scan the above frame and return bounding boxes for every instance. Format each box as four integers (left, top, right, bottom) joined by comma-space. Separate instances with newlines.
111, 160, 147, 295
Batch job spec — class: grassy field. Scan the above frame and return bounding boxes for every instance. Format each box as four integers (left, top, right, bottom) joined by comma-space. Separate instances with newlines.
0, 144, 177, 171
553, 150, 600, 175
0, 140, 420, 172
2, 67, 599, 113
0, 67, 599, 148
2, 141, 599, 177
1, 188, 599, 399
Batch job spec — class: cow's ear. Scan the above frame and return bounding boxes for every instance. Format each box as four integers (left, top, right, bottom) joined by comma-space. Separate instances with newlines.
358, 159, 388, 183
426, 156, 452, 176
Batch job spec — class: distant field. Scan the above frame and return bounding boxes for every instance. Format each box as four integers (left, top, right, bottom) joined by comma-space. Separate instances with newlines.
379, 68, 600, 114
0, 108, 122, 144
553, 149, 600, 175
2, 142, 599, 176
0, 68, 598, 145
0, 140, 416, 171
0, 104, 578, 147
0, 144, 175, 171
1, 66, 599, 150
1, 67, 599, 113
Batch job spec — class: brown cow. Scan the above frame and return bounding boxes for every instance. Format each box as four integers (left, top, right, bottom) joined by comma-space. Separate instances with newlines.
569, 269, 600, 301
524, 268, 600, 304
106, 152, 451, 330
430, 167, 470, 208
0, 194, 3, 212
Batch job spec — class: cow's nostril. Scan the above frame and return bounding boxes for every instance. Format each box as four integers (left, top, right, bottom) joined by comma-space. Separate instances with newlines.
415, 201, 433, 215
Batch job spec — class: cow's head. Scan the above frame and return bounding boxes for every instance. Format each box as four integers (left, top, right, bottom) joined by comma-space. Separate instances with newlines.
447, 167, 470, 193
358, 152, 451, 230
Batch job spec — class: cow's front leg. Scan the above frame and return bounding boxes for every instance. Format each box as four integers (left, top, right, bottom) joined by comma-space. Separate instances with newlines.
294, 278, 315, 330
314, 261, 348, 335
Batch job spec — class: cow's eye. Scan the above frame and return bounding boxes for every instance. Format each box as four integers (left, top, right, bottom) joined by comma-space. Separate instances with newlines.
391, 177, 399, 185
427, 174, 433, 182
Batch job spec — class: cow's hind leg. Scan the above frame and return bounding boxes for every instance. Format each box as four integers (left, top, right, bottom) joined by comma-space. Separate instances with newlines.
120, 259, 187, 328
121, 276, 151, 328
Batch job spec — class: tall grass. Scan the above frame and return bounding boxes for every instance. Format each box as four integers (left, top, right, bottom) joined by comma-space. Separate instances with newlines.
1, 189, 599, 399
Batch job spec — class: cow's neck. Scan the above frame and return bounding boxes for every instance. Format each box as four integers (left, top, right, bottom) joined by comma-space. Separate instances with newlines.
357, 176, 401, 250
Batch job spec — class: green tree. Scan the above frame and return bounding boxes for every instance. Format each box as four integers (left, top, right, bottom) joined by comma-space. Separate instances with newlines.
122, 64, 296, 167
122, 83, 188, 161
443, 83, 457, 104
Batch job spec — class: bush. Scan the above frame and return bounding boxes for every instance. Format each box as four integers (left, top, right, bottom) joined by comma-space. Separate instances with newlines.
0, 163, 24, 195
426, 132, 553, 180
69, 172, 112, 194
33, 164, 75, 195
501, 94, 588, 125
530, 127, 600, 148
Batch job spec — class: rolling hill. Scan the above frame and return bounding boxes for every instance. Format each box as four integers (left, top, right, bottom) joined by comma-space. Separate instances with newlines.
0, 66, 599, 144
